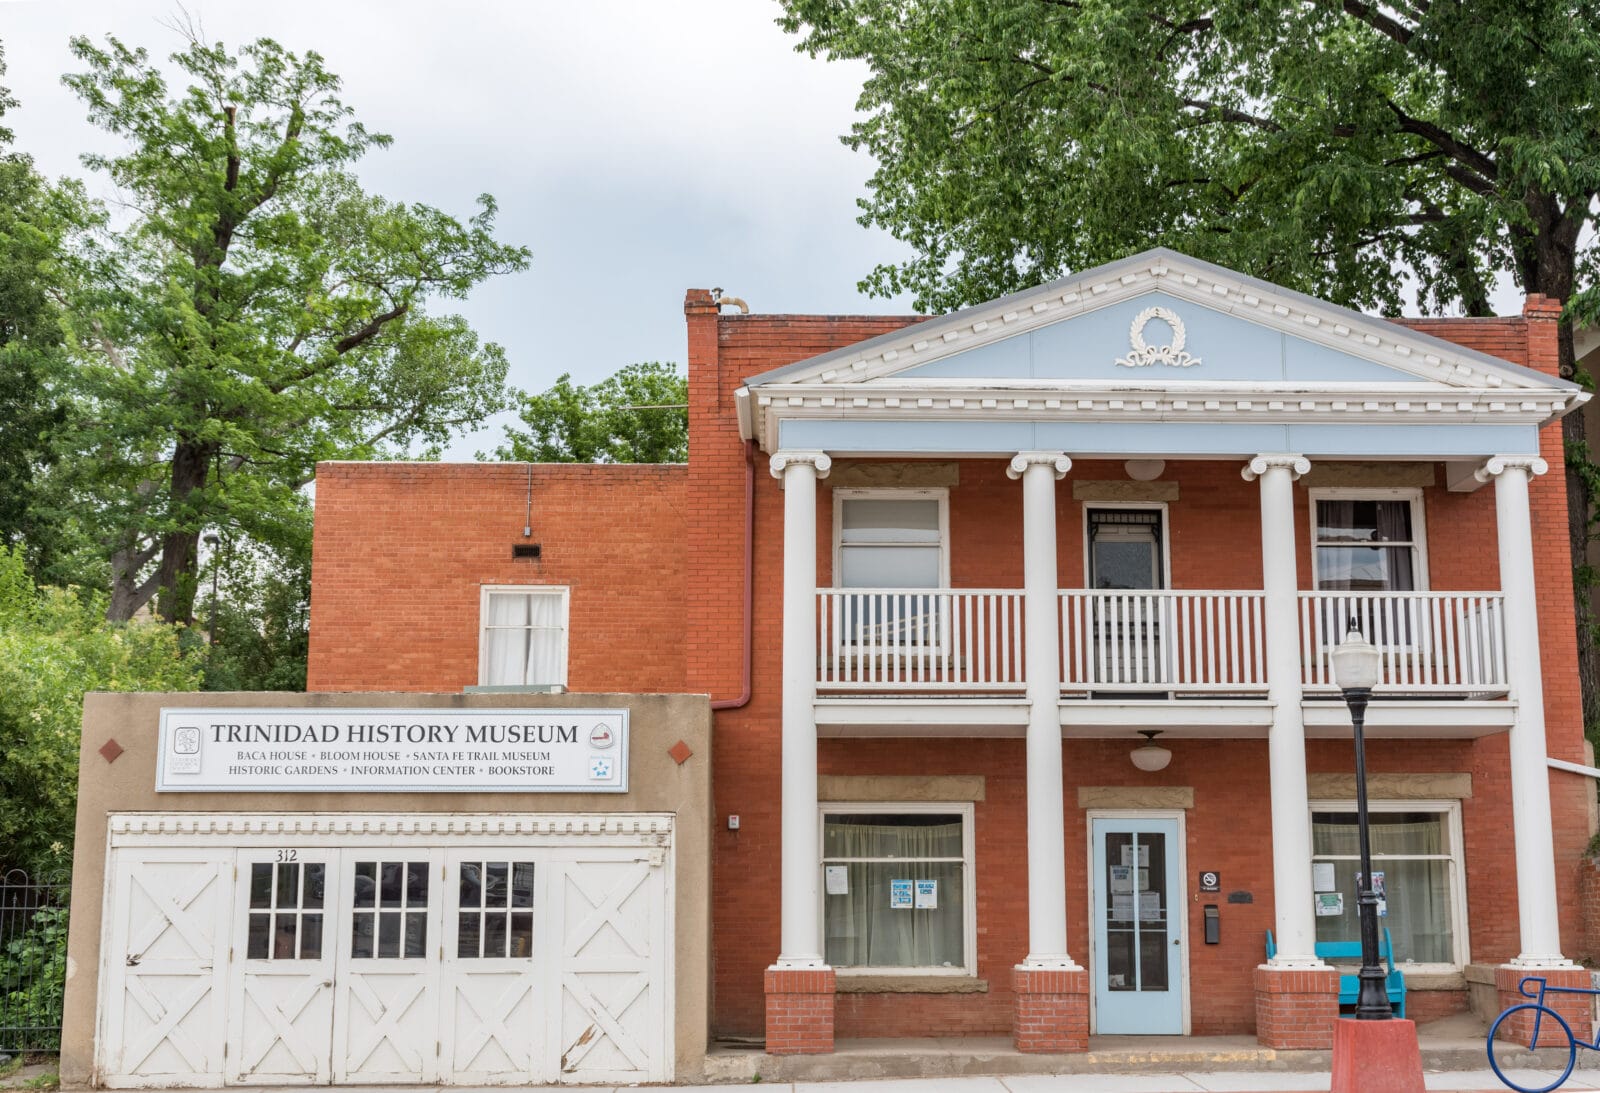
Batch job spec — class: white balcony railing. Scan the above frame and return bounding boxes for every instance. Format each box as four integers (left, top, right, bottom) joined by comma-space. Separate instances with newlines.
813, 588, 1510, 698
1299, 591, 1508, 694
1060, 590, 1269, 694
815, 588, 1026, 690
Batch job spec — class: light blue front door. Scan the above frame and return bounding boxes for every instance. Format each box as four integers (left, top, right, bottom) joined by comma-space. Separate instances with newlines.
1091, 817, 1184, 1034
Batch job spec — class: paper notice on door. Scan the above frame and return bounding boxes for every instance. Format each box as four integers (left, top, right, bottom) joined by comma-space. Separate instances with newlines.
1120, 844, 1151, 867
1138, 891, 1162, 920
890, 879, 913, 909
1137, 867, 1151, 891
1110, 865, 1134, 893
915, 879, 938, 909
1111, 893, 1135, 921
825, 865, 849, 896
1315, 892, 1344, 917
1313, 862, 1336, 892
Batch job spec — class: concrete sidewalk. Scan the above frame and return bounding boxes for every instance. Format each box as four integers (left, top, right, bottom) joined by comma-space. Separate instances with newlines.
663, 1073, 1587, 1091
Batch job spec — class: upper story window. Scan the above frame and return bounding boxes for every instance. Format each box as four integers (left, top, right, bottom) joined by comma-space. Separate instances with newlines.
833, 489, 949, 589
1310, 490, 1428, 592
479, 586, 569, 688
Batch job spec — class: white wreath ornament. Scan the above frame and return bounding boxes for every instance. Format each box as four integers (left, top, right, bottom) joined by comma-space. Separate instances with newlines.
1115, 306, 1201, 368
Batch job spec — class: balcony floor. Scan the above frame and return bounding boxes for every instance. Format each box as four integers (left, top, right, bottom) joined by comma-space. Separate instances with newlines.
813, 695, 1515, 738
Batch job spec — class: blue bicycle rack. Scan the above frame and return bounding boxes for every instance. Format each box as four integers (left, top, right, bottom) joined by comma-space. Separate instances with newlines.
1487, 975, 1600, 1092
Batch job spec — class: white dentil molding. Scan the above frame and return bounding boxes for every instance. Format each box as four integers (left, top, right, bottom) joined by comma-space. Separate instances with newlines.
1475, 454, 1551, 483
1007, 451, 1073, 480
108, 812, 676, 841
1241, 454, 1312, 482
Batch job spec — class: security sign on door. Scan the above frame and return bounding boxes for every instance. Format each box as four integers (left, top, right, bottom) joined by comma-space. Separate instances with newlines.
1092, 817, 1185, 1034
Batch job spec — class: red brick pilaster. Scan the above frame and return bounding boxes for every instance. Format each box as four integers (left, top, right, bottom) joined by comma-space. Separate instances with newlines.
1495, 966, 1596, 1046
764, 967, 835, 1055
1254, 966, 1340, 1049
1012, 966, 1090, 1053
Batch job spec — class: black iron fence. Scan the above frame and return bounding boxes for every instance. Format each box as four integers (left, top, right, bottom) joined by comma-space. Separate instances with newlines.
0, 869, 69, 1053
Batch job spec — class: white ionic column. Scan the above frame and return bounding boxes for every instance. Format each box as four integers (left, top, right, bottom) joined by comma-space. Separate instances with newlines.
1243, 453, 1325, 967
771, 450, 832, 968
1009, 451, 1078, 968
1477, 454, 1570, 967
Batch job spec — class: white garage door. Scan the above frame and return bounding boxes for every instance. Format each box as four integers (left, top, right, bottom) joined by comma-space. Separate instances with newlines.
96, 814, 674, 1087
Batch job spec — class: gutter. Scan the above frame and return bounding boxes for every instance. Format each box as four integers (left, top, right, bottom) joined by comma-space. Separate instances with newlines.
1548, 757, 1600, 779
711, 439, 757, 710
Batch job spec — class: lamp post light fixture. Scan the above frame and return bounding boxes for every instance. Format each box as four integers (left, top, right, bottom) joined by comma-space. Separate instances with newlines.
1329, 619, 1392, 1021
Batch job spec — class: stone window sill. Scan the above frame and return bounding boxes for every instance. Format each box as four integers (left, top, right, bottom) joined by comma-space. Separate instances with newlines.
834, 975, 988, 994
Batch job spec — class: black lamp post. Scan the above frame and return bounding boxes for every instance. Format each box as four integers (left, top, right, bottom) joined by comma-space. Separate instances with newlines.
1330, 619, 1392, 1021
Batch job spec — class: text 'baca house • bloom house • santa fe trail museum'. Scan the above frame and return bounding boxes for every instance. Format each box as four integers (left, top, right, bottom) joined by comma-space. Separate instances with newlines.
60, 248, 1600, 1085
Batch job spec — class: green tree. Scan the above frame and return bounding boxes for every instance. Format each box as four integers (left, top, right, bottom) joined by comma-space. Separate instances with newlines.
56, 30, 530, 626
0, 44, 84, 576
0, 548, 199, 874
197, 539, 310, 692
498, 361, 687, 463
778, 0, 1600, 717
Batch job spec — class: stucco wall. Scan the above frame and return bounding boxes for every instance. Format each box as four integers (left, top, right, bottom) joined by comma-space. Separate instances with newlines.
61, 690, 711, 1088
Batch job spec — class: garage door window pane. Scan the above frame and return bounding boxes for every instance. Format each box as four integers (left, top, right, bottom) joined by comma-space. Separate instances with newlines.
354, 859, 429, 960
245, 859, 323, 961
456, 860, 536, 959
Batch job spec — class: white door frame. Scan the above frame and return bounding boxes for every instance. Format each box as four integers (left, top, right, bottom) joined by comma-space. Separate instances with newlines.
1084, 808, 1191, 1035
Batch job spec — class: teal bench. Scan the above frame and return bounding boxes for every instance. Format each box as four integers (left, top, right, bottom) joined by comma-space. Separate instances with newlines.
1265, 928, 1407, 1017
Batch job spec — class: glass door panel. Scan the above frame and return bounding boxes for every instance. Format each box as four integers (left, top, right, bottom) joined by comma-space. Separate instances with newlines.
1092, 817, 1184, 1034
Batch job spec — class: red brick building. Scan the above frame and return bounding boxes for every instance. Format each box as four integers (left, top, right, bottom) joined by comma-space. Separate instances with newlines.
308, 249, 1597, 1059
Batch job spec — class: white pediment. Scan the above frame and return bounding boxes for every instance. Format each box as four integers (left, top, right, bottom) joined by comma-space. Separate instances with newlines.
743, 249, 1574, 395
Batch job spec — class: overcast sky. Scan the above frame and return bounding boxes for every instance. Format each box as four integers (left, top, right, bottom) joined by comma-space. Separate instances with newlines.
0, 0, 916, 457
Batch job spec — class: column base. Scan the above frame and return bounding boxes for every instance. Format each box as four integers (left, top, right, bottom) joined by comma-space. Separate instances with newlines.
1253, 965, 1340, 1049
764, 966, 835, 1055
1330, 1017, 1424, 1093
1012, 965, 1089, 1053
1495, 964, 1594, 1045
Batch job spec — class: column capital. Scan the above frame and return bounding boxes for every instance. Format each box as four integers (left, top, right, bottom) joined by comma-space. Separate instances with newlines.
1475, 454, 1550, 484
1242, 453, 1311, 482
769, 450, 832, 482
1007, 451, 1072, 480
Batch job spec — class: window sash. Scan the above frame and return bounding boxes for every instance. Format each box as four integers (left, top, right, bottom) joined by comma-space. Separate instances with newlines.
479, 587, 569, 687
819, 803, 975, 975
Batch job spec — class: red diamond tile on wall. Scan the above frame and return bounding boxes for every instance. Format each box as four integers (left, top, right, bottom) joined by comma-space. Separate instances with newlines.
98, 738, 124, 764
668, 740, 693, 765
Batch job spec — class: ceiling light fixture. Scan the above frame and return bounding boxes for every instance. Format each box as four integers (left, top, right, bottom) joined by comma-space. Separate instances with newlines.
1130, 729, 1172, 772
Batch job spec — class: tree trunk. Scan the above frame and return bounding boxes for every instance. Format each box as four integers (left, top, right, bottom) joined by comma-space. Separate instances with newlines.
152, 440, 213, 626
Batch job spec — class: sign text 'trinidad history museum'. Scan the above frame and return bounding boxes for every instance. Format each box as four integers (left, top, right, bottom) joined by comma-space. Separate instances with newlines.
156, 708, 629, 793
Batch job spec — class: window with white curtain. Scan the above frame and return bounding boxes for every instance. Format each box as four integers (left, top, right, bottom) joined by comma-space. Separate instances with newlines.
820, 804, 974, 974
1310, 490, 1427, 592
478, 586, 569, 688
1310, 801, 1467, 968
833, 490, 948, 590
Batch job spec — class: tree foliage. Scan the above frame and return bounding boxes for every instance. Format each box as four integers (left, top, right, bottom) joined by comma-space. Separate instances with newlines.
497, 361, 687, 463
778, 0, 1600, 320
0, 45, 83, 576
53, 30, 530, 626
0, 549, 199, 875
198, 540, 310, 692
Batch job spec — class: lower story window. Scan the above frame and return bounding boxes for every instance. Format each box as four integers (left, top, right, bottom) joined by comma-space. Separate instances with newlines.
820, 806, 972, 973
1311, 802, 1466, 967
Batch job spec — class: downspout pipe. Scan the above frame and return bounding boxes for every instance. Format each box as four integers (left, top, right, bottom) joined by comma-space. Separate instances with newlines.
711, 438, 757, 710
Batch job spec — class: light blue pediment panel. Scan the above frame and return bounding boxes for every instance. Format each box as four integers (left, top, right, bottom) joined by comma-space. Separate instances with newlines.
896, 291, 1421, 385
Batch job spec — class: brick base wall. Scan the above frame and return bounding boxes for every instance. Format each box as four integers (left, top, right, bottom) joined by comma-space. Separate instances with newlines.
765, 967, 836, 1055
1494, 966, 1596, 1046
1012, 966, 1090, 1053
1254, 966, 1339, 1049
1403, 987, 1469, 1024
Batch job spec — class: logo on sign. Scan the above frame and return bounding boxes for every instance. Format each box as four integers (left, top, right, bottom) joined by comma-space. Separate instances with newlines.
588, 723, 616, 749
1199, 870, 1221, 892
168, 726, 202, 774
589, 756, 613, 780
